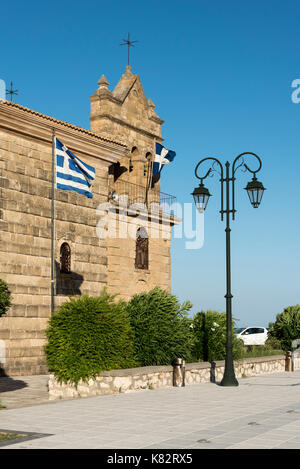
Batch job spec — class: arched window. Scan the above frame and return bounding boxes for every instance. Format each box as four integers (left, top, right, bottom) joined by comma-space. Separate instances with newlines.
135, 227, 148, 270
60, 243, 71, 274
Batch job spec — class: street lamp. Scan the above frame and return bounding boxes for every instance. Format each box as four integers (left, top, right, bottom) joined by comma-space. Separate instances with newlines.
192, 152, 266, 386
192, 181, 211, 213
244, 176, 266, 208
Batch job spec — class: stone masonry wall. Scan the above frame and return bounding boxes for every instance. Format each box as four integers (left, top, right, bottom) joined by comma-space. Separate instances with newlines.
48, 355, 286, 400
0, 65, 179, 375
0, 103, 126, 376
106, 211, 172, 300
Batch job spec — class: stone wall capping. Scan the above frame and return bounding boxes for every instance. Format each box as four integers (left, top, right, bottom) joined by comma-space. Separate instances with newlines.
99, 356, 285, 375
100, 365, 174, 377
234, 354, 285, 364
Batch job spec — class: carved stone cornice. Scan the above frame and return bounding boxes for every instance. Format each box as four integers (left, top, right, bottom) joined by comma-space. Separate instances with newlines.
149, 115, 164, 125
89, 113, 164, 142
90, 93, 121, 106
109, 204, 181, 226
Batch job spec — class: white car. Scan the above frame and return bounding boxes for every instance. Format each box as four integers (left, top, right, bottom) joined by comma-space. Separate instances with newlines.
235, 327, 268, 346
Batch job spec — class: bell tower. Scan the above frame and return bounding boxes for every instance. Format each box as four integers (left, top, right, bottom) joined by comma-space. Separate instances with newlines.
90, 65, 164, 187
89, 66, 178, 300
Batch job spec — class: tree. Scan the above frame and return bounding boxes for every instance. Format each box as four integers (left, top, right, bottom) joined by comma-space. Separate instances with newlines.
192, 310, 243, 362
127, 287, 194, 366
268, 305, 300, 351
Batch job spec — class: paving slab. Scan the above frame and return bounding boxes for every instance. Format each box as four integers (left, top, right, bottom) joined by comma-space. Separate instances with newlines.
0, 371, 299, 448
0, 375, 50, 409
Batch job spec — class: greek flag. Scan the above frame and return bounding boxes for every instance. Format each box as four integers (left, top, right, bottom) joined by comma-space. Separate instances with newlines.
55, 138, 96, 198
153, 143, 176, 175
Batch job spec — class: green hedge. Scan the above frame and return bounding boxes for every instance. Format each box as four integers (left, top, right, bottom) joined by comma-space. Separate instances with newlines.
0, 279, 11, 318
45, 292, 137, 385
127, 287, 194, 366
45, 288, 282, 385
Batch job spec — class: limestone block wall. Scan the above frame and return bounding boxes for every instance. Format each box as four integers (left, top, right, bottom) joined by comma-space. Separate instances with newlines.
0, 65, 179, 376
0, 103, 126, 376
105, 210, 172, 300
48, 355, 286, 400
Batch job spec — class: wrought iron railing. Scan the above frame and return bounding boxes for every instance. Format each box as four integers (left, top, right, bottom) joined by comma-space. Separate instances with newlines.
108, 179, 177, 216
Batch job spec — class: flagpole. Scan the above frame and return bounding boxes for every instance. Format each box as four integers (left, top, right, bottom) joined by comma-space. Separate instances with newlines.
150, 140, 156, 192
145, 159, 153, 205
149, 159, 154, 189
145, 142, 156, 205
51, 129, 55, 314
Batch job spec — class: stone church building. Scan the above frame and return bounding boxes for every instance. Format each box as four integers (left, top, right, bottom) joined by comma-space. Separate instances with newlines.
0, 65, 179, 376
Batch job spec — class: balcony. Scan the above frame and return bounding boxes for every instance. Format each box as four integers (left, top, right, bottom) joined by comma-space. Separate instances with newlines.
108, 179, 177, 216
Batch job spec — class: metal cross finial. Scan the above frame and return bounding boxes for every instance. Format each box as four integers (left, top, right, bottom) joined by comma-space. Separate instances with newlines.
120, 33, 138, 66
6, 81, 18, 102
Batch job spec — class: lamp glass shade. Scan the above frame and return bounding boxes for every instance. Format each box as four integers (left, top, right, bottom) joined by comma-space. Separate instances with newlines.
244, 177, 266, 208
192, 183, 211, 212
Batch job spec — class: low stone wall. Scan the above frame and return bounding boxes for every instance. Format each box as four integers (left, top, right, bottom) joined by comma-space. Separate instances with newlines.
293, 352, 300, 371
48, 355, 285, 400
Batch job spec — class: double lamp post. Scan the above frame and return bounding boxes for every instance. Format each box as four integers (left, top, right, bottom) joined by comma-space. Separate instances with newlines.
192, 153, 266, 386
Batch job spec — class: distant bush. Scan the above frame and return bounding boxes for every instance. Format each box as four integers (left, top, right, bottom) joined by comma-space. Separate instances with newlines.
240, 344, 283, 359
127, 287, 194, 366
268, 305, 300, 351
45, 292, 137, 385
264, 334, 283, 351
0, 279, 11, 318
192, 310, 244, 362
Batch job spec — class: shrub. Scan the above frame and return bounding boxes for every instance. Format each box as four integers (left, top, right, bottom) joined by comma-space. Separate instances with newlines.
127, 287, 194, 366
268, 305, 300, 351
240, 344, 283, 358
45, 292, 137, 385
264, 335, 283, 351
0, 279, 11, 318
192, 310, 244, 362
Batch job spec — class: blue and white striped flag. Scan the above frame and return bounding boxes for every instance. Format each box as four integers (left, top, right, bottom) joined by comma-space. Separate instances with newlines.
55, 138, 96, 198
153, 143, 176, 175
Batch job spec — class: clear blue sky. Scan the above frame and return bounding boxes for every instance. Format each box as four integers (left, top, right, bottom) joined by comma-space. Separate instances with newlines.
1, 0, 300, 327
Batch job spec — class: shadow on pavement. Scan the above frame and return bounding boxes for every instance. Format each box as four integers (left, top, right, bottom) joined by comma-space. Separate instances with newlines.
0, 369, 28, 393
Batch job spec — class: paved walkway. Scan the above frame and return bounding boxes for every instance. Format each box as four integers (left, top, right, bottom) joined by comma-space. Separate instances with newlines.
0, 375, 49, 409
0, 371, 300, 449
